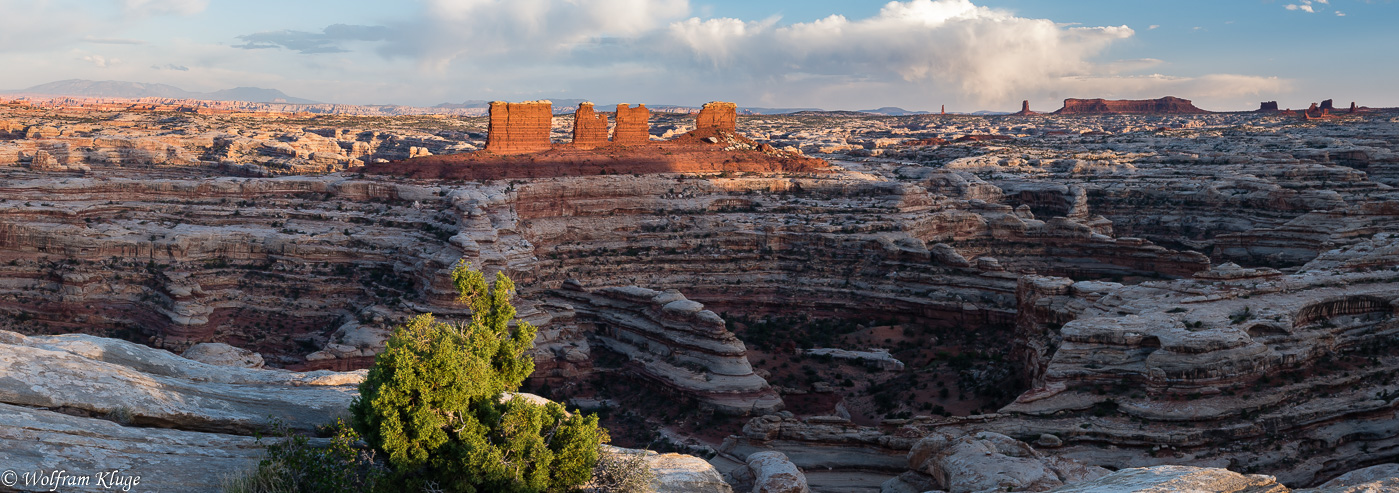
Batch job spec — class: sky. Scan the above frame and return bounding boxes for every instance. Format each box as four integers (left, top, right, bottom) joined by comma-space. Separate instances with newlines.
0, 0, 1393, 112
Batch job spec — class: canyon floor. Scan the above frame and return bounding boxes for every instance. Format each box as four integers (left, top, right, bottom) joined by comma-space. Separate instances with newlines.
1, 102, 1397, 492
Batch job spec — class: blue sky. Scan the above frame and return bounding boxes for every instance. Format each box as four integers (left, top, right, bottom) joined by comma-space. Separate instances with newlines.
0, 0, 1392, 111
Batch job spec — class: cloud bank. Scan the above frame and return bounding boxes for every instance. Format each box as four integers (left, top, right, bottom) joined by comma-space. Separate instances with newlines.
331, 0, 1288, 107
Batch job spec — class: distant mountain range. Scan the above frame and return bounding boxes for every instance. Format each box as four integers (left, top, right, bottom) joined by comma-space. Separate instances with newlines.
4, 80, 977, 115
4, 79, 320, 104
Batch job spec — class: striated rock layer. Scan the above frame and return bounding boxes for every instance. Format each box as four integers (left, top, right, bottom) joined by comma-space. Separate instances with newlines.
487, 100, 553, 154
572, 102, 610, 149
553, 284, 783, 415
1001, 234, 1399, 485
614, 104, 651, 145
696, 101, 739, 133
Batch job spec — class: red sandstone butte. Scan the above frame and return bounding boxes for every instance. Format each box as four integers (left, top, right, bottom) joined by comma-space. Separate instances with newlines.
613, 104, 651, 145
1257, 101, 1280, 112
696, 101, 738, 133
572, 102, 609, 149
1012, 100, 1038, 116
486, 100, 553, 154
1052, 96, 1207, 115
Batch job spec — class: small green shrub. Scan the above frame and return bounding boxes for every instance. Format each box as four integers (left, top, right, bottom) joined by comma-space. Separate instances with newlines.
223, 419, 382, 493
588, 449, 655, 493
351, 262, 606, 492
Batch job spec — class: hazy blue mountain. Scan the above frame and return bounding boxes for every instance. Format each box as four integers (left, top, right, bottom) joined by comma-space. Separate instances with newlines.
858, 106, 931, 116
7, 79, 319, 104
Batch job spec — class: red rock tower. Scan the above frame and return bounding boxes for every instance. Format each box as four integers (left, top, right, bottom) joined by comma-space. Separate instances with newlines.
613, 104, 650, 145
486, 100, 552, 154
572, 102, 609, 149
1349, 102, 1358, 114
1022, 100, 1030, 113
695, 101, 738, 133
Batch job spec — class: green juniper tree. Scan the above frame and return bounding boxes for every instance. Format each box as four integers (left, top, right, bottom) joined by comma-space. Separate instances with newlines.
351, 261, 605, 493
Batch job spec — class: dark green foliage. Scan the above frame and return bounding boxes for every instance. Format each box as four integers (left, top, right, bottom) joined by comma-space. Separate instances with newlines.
350, 262, 606, 493
224, 419, 383, 493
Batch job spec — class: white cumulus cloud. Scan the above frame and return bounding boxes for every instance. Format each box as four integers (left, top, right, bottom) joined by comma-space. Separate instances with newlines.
659, 0, 1134, 103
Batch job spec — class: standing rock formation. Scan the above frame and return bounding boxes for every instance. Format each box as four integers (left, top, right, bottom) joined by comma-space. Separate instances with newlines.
1349, 101, 1359, 113
571, 102, 609, 149
1013, 100, 1038, 116
1258, 101, 1280, 112
696, 101, 738, 133
486, 100, 553, 154
1320, 99, 1336, 112
614, 103, 651, 145
1053, 96, 1207, 115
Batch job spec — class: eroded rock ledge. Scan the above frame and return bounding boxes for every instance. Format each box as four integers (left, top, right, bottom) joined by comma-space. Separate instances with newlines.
553, 283, 783, 415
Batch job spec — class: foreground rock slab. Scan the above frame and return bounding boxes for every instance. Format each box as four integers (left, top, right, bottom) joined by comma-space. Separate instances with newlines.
0, 403, 263, 492
0, 330, 364, 434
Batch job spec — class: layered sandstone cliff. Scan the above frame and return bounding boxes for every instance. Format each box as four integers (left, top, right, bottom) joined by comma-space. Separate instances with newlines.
614, 104, 651, 145
486, 100, 553, 154
572, 102, 609, 149
553, 284, 783, 415
697, 101, 739, 133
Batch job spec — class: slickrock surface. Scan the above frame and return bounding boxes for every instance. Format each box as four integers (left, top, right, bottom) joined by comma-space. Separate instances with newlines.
0, 403, 268, 492
573, 102, 610, 149
486, 100, 553, 154
0, 330, 362, 434
554, 284, 783, 415
1053, 97, 1207, 115
615, 103, 652, 145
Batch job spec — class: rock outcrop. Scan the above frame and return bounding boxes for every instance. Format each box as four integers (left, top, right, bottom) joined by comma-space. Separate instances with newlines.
0, 330, 363, 434
1004, 234, 1399, 485
615, 103, 651, 145
554, 284, 783, 415
1049, 464, 1399, 492
603, 445, 735, 493
1014, 100, 1039, 116
904, 431, 1108, 493
1053, 97, 1207, 115
182, 342, 266, 368
487, 100, 553, 154
1259, 101, 1280, 112
697, 102, 739, 133
744, 451, 810, 493
572, 102, 610, 149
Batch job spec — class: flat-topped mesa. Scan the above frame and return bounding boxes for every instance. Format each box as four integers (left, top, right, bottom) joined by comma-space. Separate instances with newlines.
486, 100, 553, 155
695, 101, 738, 133
571, 102, 609, 149
1320, 99, 1336, 112
1257, 101, 1280, 112
613, 104, 650, 145
1052, 96, 1207, 115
